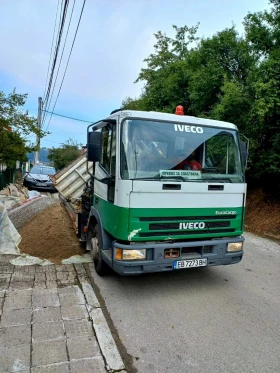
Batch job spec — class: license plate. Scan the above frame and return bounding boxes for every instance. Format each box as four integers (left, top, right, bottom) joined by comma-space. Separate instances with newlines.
36, 183, 47, 187
174, 258, 207, 269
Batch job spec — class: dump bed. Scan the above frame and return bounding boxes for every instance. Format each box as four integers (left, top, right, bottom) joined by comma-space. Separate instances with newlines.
51, 155, 93, 207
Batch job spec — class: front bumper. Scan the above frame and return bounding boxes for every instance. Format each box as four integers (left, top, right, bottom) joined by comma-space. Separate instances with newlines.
108, 237, 244, 275
23, 179, 56, 191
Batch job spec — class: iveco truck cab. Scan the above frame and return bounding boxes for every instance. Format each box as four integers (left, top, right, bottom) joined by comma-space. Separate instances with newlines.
84, 107, 247, 275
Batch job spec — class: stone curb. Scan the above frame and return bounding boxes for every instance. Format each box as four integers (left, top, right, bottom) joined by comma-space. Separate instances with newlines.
74, 264, 126, 373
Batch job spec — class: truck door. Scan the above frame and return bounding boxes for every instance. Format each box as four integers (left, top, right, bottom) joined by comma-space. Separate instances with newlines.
94, 124, 116, 205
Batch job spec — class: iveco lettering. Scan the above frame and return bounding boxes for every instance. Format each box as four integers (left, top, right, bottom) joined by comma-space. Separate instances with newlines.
76, 106, 248, 275
179, 222, 205, 229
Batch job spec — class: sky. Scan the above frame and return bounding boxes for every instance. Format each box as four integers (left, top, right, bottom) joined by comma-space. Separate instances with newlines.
0, 0, 271, 148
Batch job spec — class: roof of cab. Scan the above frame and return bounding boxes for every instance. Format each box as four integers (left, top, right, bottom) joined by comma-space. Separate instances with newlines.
107, 110, 238, 130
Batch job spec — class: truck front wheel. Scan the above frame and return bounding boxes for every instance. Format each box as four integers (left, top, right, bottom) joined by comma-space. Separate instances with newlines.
88, 224, 109, 276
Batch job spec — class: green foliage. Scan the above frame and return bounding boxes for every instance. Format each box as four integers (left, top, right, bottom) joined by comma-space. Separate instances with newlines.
48, 139, 81, 171
0, 89, 44, 167
0, 89, 45, 137
122, 1, 280, 197
0, 131, 28, 168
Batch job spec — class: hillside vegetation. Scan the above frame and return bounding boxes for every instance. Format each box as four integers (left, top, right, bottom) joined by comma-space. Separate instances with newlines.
122, 0, 280, 200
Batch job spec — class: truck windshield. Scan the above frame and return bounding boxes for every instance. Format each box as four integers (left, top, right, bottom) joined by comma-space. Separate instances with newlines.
121, 119, 244, 182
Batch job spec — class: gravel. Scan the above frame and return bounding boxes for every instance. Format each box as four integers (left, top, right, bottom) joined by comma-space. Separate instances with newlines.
8, 196, 57, 230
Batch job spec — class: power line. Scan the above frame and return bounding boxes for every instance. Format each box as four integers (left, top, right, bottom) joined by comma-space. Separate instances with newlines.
43, 0, 61, 101
46, 0, 87, 132
43, 0, 64, 107
42, 139, 64, 145
42, 1, 65, 125
43, 0, 76, 129
42, 0, 68, 125
42, 109, 93, 123
42, 0, 69, 125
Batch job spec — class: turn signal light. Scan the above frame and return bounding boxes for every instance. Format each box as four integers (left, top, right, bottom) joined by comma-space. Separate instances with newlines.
115, 248, 122, 261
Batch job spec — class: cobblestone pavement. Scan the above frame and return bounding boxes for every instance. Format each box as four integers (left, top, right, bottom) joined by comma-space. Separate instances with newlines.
0, 255, 125, 373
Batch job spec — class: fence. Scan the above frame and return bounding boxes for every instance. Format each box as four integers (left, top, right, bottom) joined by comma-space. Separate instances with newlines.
0, 167, 22, 190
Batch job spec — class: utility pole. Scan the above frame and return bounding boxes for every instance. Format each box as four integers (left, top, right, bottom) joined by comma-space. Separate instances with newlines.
35, 97, 42, 165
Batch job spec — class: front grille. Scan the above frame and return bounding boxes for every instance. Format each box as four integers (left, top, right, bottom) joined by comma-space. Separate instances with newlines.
140, 215, 236, 222
139, 229, 235, 237
35, 179, 48, 182
149, 221, 230, 230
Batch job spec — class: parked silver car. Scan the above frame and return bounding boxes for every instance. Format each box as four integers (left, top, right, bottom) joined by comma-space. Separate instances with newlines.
23, 165, 56, 191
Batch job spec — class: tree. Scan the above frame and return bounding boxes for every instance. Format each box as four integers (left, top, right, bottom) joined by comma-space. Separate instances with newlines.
243, 0, 280, 195
0, 89, 45, 167
122, 0, 280, 198
122, 26, 255, 117
48, 139, 81, 171
122, 26, 199, 113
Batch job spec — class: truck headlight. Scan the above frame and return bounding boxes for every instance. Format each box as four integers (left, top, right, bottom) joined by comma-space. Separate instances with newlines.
227, 242, 243, 252
115, 248, 146, 261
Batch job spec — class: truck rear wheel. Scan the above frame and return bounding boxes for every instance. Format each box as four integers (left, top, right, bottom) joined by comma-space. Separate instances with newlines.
89, 224, 109, 276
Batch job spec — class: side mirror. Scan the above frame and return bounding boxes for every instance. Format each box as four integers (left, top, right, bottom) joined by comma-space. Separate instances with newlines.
87, 131, 101, 162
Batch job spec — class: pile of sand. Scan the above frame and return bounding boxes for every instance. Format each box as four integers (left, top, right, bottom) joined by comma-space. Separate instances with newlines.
19, 202, 86, 264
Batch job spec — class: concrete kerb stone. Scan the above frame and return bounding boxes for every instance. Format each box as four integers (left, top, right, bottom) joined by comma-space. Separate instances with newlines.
74, 265, 100, 308
74, 263, 126, 373
74, 263, 87, 276
74, 263, 88, 284
90, 308, 125, 371
82, 282, 100, 310
89, 308, 125, 372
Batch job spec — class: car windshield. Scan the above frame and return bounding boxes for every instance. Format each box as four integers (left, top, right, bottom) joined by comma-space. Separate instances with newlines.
30, 167, 56, 175
121, 119, 244, 183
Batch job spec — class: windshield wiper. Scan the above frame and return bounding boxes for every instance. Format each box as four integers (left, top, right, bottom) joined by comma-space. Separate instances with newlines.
202, 177, 233, 183
131, 176, 161, 181
159, 175, 185, 182
132, 175, 186, 182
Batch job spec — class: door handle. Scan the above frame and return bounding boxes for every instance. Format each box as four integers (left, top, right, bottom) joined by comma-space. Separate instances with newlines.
95, 197, 99, 204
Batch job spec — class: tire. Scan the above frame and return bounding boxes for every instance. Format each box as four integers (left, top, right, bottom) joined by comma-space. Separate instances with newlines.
88, 224, 110, 276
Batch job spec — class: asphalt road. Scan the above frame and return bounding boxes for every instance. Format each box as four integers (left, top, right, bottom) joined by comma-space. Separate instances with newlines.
91, 232, 280, 373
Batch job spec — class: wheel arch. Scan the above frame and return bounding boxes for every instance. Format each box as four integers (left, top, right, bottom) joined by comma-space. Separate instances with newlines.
89, 207, 113, 250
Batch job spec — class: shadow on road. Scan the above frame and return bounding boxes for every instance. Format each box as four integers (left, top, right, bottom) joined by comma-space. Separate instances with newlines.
102, 265, 236, 300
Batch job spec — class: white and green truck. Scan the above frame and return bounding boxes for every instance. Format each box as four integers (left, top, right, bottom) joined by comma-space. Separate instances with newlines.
80, 108, 248, 275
